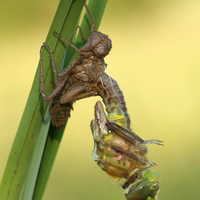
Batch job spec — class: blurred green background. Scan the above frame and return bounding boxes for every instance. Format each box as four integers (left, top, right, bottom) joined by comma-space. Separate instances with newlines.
1, 0, 200, 199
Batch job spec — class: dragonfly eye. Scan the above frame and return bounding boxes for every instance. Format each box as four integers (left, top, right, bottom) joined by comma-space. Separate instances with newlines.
94, 38, 112, 58
125, 181, 150, 200
97, 47, 104, 54
94, 45, 105, 57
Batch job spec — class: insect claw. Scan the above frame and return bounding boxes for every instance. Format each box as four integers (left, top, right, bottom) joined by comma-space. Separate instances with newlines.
42, 43, 48, 49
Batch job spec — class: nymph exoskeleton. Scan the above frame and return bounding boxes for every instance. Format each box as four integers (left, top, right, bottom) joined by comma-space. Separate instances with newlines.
40, 4, 112, 130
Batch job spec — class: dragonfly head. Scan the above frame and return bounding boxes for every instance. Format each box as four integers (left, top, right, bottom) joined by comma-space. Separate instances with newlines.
125, 170, 160, 200
125, 181, 150, 200
80, 31, 112, 58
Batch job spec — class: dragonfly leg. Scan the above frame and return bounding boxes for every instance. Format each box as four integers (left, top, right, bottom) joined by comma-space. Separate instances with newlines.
40, 43, 62, 101
122, 173, 138, 189
144, 139, 164, 146
77, 26, 87, 41
40, 42, 81, 101
106, 121, 145, 144
84, 4, 95, 32
53, 31, 81, 54
39, 43, 71, 101
40, 43, 67, 77
106, 121, 164, 147
111, 146, 156, 167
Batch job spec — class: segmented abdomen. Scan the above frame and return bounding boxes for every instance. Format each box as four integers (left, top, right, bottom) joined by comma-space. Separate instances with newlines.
96, 72, 131, 130
49, 74, 77, 130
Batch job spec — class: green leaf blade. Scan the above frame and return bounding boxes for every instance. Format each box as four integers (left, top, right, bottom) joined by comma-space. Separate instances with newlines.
0, 0, 109, 200
0, 0, 85, 199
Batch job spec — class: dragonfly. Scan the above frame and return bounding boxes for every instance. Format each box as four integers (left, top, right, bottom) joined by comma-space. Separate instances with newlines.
40, 4, 163, 199
90, 101, 162, 200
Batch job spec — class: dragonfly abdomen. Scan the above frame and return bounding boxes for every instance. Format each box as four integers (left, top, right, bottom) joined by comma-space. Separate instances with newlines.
96, 72, 131, 129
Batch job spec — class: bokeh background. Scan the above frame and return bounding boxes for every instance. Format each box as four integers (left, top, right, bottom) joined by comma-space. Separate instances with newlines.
1, 0, 200, 199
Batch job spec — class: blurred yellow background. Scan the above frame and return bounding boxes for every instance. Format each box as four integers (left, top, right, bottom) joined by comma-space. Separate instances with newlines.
1, 0, 200, 199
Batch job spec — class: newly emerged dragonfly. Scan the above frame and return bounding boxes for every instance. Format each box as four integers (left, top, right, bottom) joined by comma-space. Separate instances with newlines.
40, 4, 163, 199
91, 101, 162, 200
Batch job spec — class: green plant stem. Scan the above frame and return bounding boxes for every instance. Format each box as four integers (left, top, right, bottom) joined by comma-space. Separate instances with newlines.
0, 0, 108, 200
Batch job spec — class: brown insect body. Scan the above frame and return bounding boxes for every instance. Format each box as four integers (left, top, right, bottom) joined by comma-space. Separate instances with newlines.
40, 4, 130, 131
40, 5, 112, 130
61, 71, 131, 130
